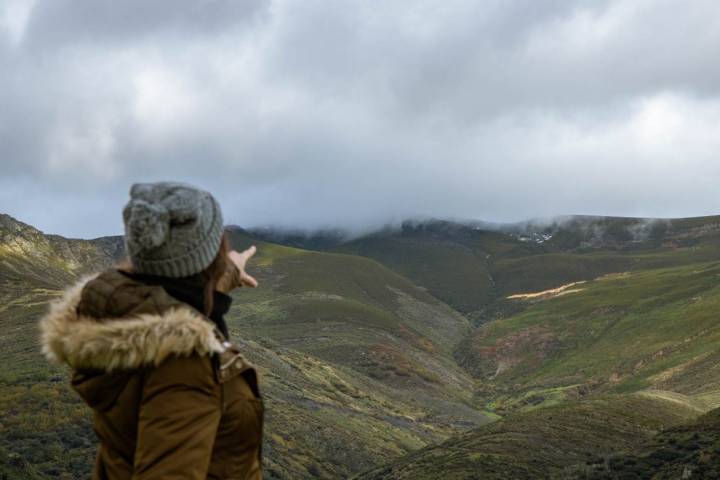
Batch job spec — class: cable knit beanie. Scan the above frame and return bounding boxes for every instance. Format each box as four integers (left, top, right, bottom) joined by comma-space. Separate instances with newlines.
122, 182, 224, 278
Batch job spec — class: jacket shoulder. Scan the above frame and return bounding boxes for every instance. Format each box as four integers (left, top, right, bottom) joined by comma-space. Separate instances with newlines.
39, 271, 224, 372
77, 268, 181, 319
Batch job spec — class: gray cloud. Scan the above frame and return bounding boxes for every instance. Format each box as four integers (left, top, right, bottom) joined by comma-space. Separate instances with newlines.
22, 0, 266, 49
1, 0, 720, 238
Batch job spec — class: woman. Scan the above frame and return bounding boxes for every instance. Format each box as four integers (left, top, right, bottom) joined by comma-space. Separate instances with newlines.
40, 182, 263, 479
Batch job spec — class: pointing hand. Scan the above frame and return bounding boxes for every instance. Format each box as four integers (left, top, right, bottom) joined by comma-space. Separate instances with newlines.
228, 246, 258, 288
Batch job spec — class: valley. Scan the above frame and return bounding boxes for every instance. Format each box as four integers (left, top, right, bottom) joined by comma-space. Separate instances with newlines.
3, 213, 720, 478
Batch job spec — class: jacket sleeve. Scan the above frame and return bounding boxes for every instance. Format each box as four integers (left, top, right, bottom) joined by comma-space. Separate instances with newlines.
132, 354, 222, 480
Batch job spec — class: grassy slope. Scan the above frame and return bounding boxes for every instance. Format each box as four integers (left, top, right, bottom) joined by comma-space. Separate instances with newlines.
334, 233, 499, 316
0, 214, 123, 290
0, 445, 46, 480
0, 216, 125, 478
356, 394, 700, 480
491, 242, 720, 299
6, 214, 720, 478
329, 218, 720, 325
226, 231, 490, 478
350, 217, 720, 478
228, 231, 474, 396
331, 223, 533, 320
488, 216, 720, 299
460, 261, 720, 410
581, 406, 720, 479
263, 216, 720, 478
0, 218, 488, 479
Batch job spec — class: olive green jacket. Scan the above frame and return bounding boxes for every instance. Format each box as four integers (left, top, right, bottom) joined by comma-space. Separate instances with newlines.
39, 269, 263, 479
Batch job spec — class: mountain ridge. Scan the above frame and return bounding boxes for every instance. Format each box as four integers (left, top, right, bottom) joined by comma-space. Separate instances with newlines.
4, 212, 720, 478
0, 213, 490, 479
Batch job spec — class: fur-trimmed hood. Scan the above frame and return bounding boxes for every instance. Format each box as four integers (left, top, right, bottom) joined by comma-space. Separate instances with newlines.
39, 273, 225, 372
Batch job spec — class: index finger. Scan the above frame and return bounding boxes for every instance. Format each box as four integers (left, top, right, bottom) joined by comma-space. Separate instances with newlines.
237, 245, 257, 261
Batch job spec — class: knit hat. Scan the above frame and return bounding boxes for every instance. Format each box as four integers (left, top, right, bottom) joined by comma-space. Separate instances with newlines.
122, 182, 224, 278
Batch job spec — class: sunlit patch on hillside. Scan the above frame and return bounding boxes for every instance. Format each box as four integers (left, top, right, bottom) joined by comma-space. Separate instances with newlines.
636, 389, 716, 413
506, 281, 587, 300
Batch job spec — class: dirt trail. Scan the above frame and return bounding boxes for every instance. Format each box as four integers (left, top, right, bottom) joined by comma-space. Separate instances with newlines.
507, 281, 587, 300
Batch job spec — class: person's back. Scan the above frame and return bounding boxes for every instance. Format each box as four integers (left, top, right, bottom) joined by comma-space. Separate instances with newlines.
39, 182, 263, 479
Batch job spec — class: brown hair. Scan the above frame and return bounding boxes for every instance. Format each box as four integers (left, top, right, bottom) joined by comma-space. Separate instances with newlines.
117, 233, 231, 316
196, 233, 231, 316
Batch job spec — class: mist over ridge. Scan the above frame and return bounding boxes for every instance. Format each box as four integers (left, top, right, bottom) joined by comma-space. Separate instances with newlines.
242, 213, 720, 251
3, 1, 720, 238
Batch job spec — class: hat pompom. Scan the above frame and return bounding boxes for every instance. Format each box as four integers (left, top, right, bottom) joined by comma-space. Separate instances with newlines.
123, 200, 170, 250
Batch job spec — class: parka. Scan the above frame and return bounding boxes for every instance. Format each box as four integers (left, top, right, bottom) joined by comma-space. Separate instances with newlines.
39, 267, 263, 479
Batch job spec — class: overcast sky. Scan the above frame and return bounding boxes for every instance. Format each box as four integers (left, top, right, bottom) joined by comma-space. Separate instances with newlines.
2, 0, 720, 238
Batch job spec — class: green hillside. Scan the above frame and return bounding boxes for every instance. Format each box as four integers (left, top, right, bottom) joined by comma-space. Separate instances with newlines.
0, 214, 123, 290
582, 406, 720, 479
459, 260, 720, 413
224, 230, 491, 477
347, 217, 720, 478
227, 230, 475, 397
6, 213, 720, 478
0, 216, 488, 479
330, 221, 534, 321
321, 217, 720, 324
0, 444, 46, 480
356, 394, 701, 480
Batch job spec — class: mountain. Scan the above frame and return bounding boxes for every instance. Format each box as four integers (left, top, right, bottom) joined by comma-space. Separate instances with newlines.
224, 229, 488, 477
250, 219, 535, 322
251, 216, 720, 325
5, 213, 720, 478
248, 215, 720, 477
0, 214, 488, 479
359, 252, 720, 477
458, 260, 720, 405
0, 213, 124, 288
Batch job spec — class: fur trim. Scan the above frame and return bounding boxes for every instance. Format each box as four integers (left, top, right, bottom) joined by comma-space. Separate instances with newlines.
39, 275, 224, 371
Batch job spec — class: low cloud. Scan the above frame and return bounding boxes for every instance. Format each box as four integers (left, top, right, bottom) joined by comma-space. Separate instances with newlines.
1, 0, 720, 238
